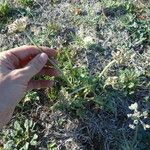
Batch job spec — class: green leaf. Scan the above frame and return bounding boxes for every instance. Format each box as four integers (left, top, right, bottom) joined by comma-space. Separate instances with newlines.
4, 140, 14, 150
30, 134, 38, 146
29, 120, 33, 128
128, 82, 134, 89
24, 119, 29, 131
20, 142, 29, 150
14, 121, 21, 131
32, 134, 38, 140
48, 141, 56, 148
10, 130, 17, 137
30, 140, 37, 146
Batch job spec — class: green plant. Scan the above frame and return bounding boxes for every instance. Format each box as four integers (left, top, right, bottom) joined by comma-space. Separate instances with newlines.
47, 22, 60, 37
47, 140, 57, 150
25, 33, 71, 86
24, 91, 39, 103
0, 1, 10, 18
122, 124, 150, 150
3, 119, 38, 150
17, 0, 34, 6
118, 69, 140, 95
127, 102, 150, 130
122, 128, 138, 150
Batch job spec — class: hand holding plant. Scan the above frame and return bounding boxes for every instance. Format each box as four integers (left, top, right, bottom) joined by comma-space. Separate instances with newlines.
0, 45, 59, 128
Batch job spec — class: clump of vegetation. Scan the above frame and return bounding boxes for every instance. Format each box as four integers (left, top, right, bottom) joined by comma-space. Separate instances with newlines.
47, 140, 57, 150
0, 1, 10, 18
2, 119, 38, 150
119, 69, 140, 95
8, 17, 28, 34
24, 91, 39, 103
16, 0, 34, 6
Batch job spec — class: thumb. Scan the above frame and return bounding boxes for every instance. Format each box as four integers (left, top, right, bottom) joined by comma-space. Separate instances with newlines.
21, 53, 48, 81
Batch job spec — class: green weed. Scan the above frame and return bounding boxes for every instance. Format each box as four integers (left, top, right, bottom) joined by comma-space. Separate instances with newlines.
2, 119, 38, 150
24, 91, 39, 103
0, 1, 10, 18
119, 69, 140, 95
16, 0, 34, 6
47, 22, 61, 37
47, 140, 57, 150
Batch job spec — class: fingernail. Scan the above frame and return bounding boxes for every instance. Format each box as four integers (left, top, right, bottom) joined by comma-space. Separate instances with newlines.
40, 53, 48, 62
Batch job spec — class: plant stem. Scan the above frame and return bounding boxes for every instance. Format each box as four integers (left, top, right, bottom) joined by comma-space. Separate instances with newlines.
70, 60, 116, 95
132, 124, 138, 148
70, 86, 88, 95
98, 60, 116, 78
25, 32, 71, 86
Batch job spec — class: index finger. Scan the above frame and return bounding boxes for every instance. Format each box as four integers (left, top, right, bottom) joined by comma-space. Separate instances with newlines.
9, 45, 57, 60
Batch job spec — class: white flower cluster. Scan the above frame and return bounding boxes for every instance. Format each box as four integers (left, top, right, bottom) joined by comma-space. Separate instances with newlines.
127, 102, 150, 130
104, 76, 118, 89
83, 36, 95, 46
112, 50, 134, 65
8, 17, 28, 34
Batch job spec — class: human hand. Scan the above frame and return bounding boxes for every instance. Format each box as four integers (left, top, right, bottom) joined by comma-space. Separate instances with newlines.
0, 45, 59, 127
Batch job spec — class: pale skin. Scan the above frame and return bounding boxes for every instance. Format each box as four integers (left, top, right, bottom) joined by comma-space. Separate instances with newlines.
0, 45, 59, 128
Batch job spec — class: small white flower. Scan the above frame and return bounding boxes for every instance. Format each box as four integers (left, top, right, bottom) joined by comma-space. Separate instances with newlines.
104, 76, 118, 89
83, 36, 94, 45
31, 26, 41, 36
140, 120, 147, 130
142, 111, 148, 119
129, 102, 138, 111
133, 120, 139, 125
129, 124, 135, 129
139, 120, 150, 130
143, 124, 148, 130
132, 111, 141, 118
127, 103, 149, 130
144, 124, 150, 129
127, 114, 132, 118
